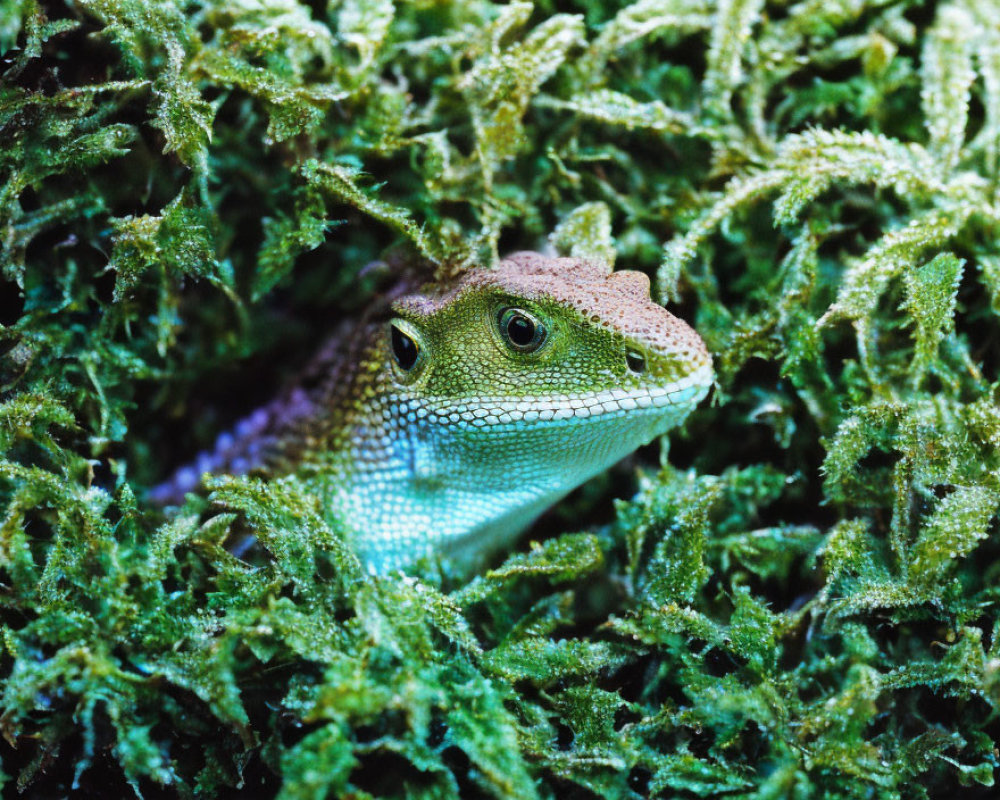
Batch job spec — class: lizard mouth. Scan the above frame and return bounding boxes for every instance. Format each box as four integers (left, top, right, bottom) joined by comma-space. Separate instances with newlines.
409, 362, 713, 429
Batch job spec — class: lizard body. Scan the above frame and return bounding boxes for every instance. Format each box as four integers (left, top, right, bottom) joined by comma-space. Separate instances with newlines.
152, 252, 713, 572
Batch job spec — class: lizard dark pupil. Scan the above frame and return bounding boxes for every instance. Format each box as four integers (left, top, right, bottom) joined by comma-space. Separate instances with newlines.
390, 324, 419, 370
499, 308, 545, 352
508, 315, 534, 345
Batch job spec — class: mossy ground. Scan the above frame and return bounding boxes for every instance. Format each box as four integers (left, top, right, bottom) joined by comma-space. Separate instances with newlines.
3, 0, 1000, 797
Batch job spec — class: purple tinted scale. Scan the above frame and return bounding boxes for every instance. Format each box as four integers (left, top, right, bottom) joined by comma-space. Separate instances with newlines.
230, 457, 250, 474
250, 408, 269, 431
234, 418, 254, 438
195, 452, 214, 475
175, 466, 199, 492
147, 482, 175, 504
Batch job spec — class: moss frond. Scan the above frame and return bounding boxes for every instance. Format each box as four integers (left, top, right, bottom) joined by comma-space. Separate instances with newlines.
5, 0, 1000, 796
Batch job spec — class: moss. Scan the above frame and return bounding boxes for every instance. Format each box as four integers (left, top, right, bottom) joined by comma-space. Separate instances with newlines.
3, 0, 1000, 797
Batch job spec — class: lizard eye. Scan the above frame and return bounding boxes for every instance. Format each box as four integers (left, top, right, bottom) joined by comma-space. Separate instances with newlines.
498, 308, 546, 353
389, 321, 420, 372
626, 349, 646, 374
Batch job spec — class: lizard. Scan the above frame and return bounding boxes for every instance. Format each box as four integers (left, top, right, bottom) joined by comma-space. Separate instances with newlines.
150, 251, 713, 573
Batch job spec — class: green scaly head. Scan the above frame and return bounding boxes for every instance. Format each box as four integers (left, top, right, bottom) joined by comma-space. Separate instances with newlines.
331, 252, 713, 571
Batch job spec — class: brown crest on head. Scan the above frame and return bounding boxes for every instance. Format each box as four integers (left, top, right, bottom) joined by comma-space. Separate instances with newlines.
391, 251, 711, 378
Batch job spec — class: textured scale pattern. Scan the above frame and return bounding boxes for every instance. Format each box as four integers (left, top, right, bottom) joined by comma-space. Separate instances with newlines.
152, 253, 713, 572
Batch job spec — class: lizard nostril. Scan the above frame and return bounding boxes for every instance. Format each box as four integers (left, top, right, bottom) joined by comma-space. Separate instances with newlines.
626, 349, 646, 374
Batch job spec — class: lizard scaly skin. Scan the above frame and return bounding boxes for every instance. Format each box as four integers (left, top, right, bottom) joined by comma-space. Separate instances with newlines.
152, 252, 713, 572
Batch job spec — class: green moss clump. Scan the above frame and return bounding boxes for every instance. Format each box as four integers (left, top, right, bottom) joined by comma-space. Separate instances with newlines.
3, 0, 1000, 796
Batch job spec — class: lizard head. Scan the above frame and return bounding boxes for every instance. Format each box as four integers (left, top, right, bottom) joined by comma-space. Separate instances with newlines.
335, 250, 715, 570
383, 251, 712, 442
